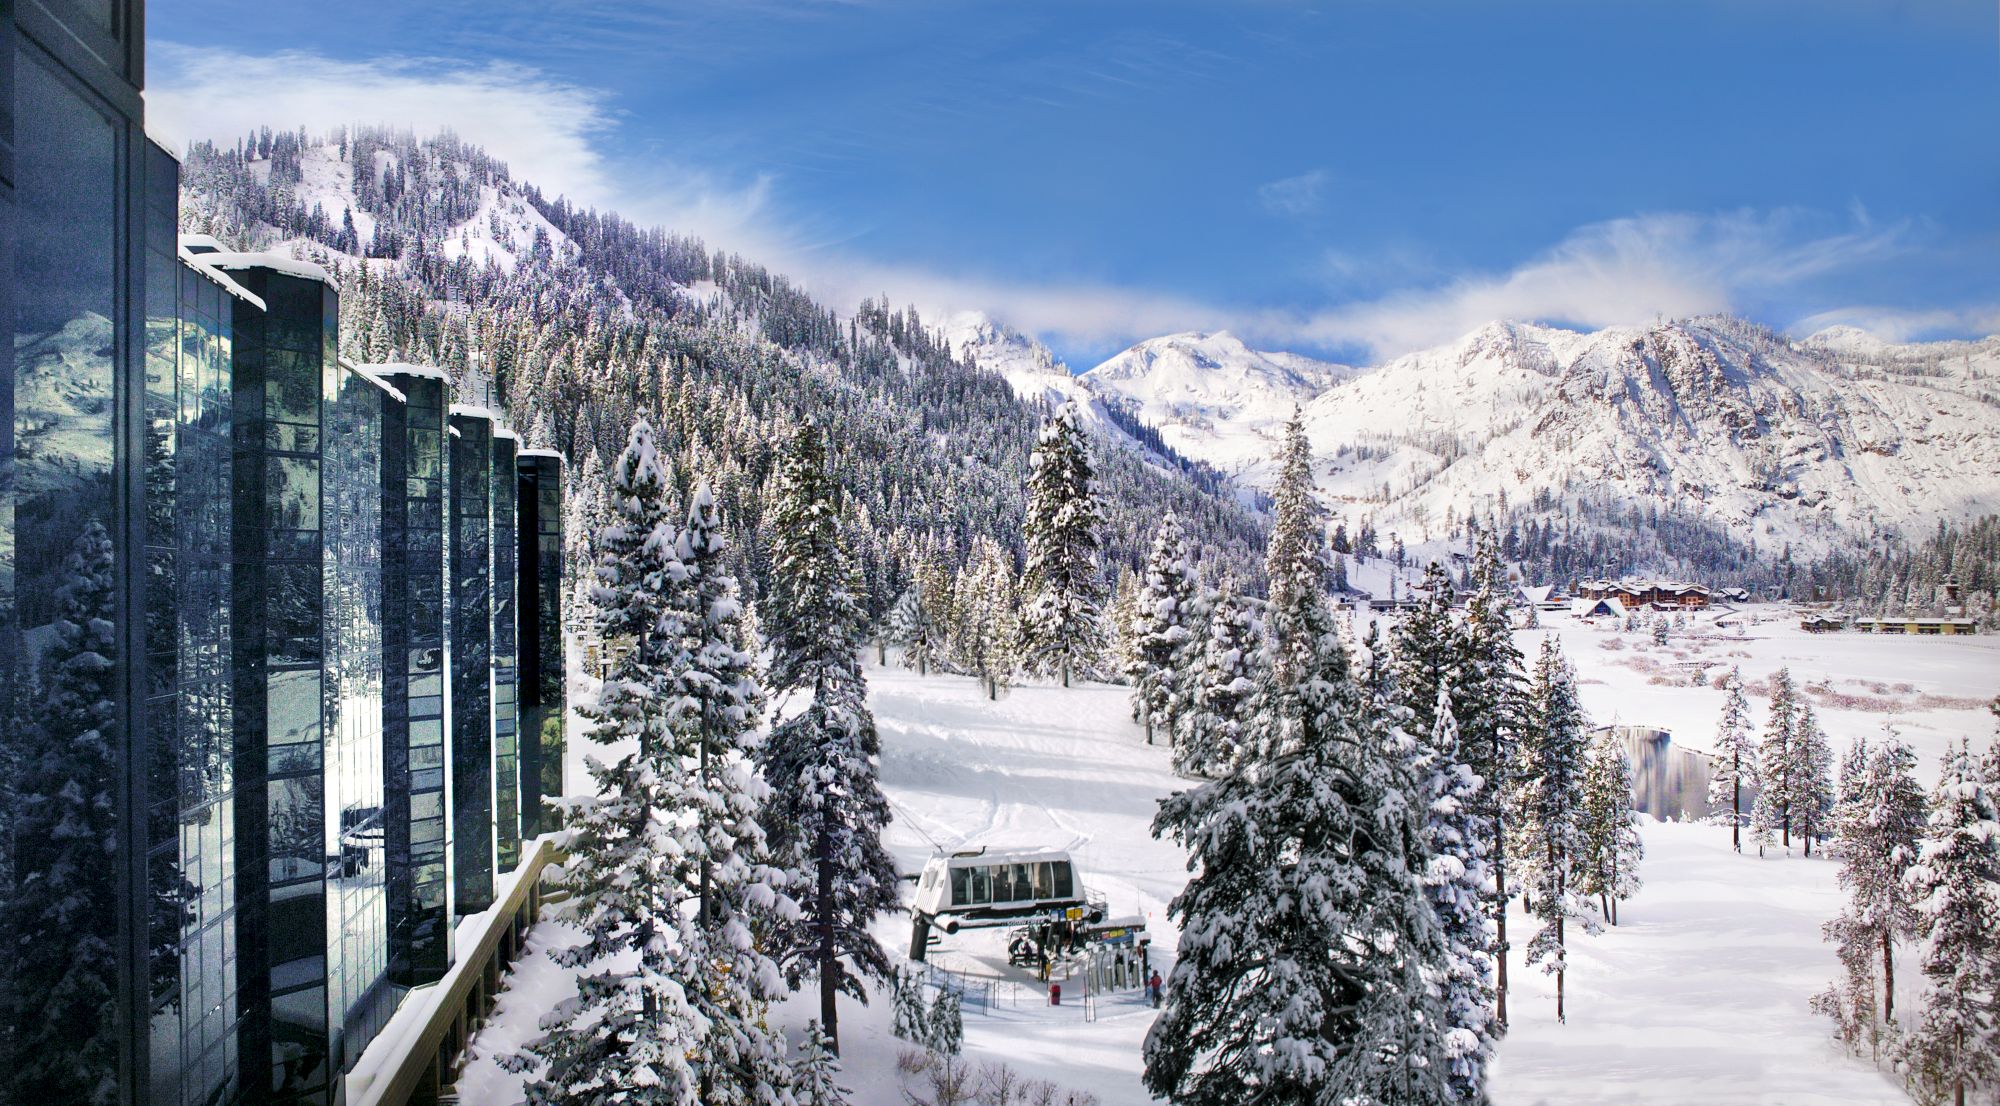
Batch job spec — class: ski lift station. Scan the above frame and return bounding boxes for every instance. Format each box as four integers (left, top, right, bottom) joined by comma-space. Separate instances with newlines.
909, 846, 1104, 960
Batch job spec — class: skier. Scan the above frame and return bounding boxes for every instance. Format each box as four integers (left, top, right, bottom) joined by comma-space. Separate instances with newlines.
1049, 982, 1061, 1006
1148, 969, 1163, 1008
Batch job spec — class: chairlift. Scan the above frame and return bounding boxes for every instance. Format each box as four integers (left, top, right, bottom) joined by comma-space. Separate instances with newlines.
908, 845, 1102, 962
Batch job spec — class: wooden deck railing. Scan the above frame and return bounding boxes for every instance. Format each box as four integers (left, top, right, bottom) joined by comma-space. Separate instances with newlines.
347, 834, 563, 1106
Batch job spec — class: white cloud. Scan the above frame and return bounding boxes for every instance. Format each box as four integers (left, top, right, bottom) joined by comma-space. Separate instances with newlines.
1791, 303, 2000, 344
146, 44, 783, 257
1285, 210, 1914, 357
1257, 169, 1330, 217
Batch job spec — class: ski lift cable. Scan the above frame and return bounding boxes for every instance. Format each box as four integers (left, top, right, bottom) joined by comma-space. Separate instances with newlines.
885, 793, 947, 855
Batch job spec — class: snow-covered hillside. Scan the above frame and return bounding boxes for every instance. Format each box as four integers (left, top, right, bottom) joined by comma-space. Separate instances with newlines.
1082, 331, 1355, 485
460, 619, 1997, 1106
1071, 317, 2000, 566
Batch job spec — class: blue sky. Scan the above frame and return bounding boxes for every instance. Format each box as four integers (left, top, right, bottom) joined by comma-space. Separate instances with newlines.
147, 1, 2000, 366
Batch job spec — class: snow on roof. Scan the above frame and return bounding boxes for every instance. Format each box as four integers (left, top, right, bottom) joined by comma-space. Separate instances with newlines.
177, 247, 266, 310
493, 426, 519, 442
339, 359, 408, 404
928, 846, 1076, 868
178, 233, 229, 256
196, 250, 339, 289
360, 362, 451, 382
449, 403, 501, 423
516, 448, 564, 461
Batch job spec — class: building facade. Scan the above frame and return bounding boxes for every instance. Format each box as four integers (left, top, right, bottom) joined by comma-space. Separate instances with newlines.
447, 406, 498, 918
516, 450, 566, 840
0, 11, 567, 1094
376, 366, 456, 988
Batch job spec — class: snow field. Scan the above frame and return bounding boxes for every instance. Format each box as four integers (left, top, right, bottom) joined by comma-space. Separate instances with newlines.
461, 622, 1996, 1104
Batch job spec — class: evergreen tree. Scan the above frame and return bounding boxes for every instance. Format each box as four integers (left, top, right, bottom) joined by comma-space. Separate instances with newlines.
0, 520, 120, 1104
790, 1022, 849, 1106
677, 482, 799, 1100
1417, 683, 1498, 1102
1816, 735, 1928, 1051
1125, 512, 1198, 744
1899, 739, 2000, 1106
527, 422, 706, 1103
1455, 530, 1529, 1029
955, 537, 1020, 700
886, 562, 945, 677
1793, 703, 1836, 857
1392, 561, 1465, 742
1020, 402, 1106, 687
1511, 638, 1601, 1023
1172, 579, 1260, 779
1580, 730, 1644, 926
758, 421, 899, 1055
1751, 667, 1803, 854
1145, 421, 1453, 1106
1706, 667, 1758, 852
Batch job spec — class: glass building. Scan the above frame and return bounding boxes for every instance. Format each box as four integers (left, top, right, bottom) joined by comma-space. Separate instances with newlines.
516, 450, 565, 840
1, 2, 153, 1102
3, 8, 566, 1098
492, 427, 521, 871
144, 148, 264, 1106
376, 365, 455, 986
447, 406, 498, 917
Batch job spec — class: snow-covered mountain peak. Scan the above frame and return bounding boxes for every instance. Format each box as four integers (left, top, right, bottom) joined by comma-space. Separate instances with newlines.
1074, 330, 1356, 483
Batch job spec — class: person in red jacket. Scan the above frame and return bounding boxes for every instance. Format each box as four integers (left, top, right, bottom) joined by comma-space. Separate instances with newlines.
1147, 970, 1163, 1008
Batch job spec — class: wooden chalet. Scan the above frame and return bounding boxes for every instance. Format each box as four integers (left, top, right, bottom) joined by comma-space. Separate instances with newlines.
1575, 578, 1712, 611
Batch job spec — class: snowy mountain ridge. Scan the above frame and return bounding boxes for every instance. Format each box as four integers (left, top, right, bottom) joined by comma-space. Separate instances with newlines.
1049, 315, 2000, 568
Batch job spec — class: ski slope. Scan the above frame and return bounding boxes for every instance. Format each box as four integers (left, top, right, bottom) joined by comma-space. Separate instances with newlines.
458, 624, 1996, 1104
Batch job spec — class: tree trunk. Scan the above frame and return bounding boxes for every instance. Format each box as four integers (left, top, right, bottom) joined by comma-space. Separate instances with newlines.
1550, 836, 1565, 1024
1880, 931, 1895, 1024
1782, 813, 1791, 850
1732, 777, 1741, 852
877, 637, 887, 665
1494, 808, 1509, 1031
818, 823, 840, 1054
1061, 659, 1071, 689
1143, 709, 1153, 746
918, 654, 927, 677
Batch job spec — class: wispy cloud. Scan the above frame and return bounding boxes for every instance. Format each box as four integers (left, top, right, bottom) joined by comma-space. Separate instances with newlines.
1791, 303, 2000, 344
1257, 169, 1330, 217
1284, 209, 1917, 357
146, 45, 785, 258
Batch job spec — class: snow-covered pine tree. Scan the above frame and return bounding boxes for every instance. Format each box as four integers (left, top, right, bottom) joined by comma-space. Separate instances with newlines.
528, 421, 706, 1103
0, 520, 120, 1104
1145, 417, 1454, 1106
1816, 735, 1928, 1047
1392, 560, 1464, 742
1172, 579, 1261, 779
1125, 512, 1198, 745
1108, 563, 1142, 685
790, 1021, 849, 1106
1898, 738, 2000, 1106
1579, 729, 1643, 926
1751, 667, 1801, 853
1707, 666, 1759, 852
1417, 683, 1498, 1102
1511, 637, 1601, 1023
1020, 402, 1106, 687
1455, 528, 1529, 1029
1793, 703, 1836, 858
955, 537, 1021, 700
757, 420, 899, 1055
677, 482, 800, 1101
